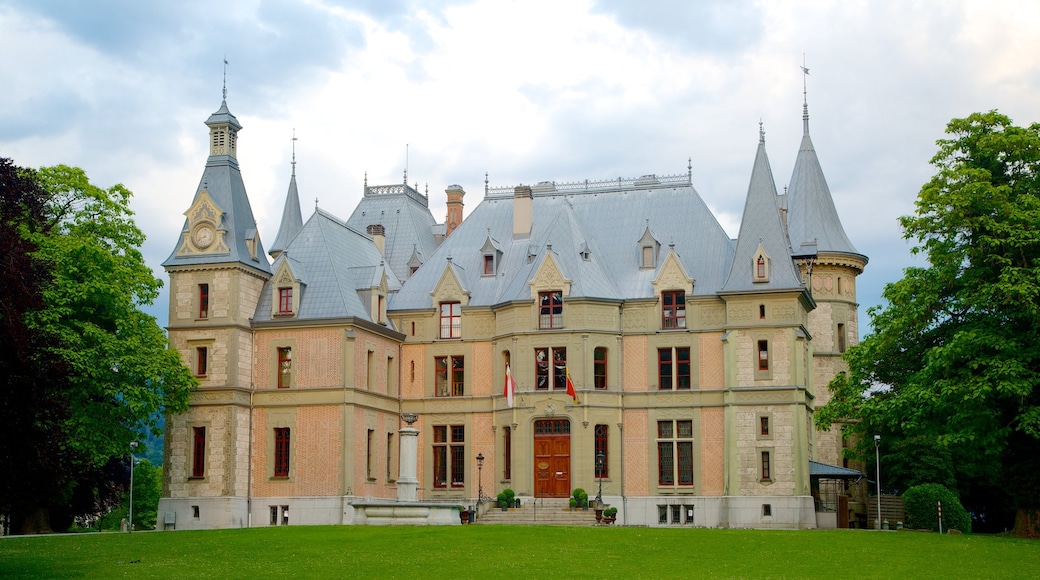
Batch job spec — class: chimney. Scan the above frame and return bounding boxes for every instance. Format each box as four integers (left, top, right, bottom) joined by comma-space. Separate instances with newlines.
513, 185, 532, 237
445, 185, 465, 238
366, 224, 386, 255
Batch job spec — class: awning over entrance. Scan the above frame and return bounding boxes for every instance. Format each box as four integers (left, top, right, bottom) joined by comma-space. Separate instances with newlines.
809, 460, 863, 480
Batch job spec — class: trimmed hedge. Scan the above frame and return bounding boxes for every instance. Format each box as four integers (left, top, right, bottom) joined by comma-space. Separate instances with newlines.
902, 483, 971, 533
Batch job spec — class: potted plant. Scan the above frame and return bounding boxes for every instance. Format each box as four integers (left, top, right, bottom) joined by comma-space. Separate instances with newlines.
595, 503, 608, 522
497, 492, 509, 511
572, 488, 588, 511
569, 497, 577, 511
459, 507, 470, 524
497, 488, 515, 511
603, 506, 618, 524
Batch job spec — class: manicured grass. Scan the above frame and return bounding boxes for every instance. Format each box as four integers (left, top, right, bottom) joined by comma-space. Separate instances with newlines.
1, 526, 1037, 579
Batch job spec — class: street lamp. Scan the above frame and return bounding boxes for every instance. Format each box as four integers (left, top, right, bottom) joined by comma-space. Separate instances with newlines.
595, 452, 605, 504
874, 435, 882, 530
128, 441, 139, 533
475, 452, 486, 506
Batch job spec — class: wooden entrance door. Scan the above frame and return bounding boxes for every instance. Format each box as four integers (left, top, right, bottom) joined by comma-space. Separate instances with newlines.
534, 419, 571, 498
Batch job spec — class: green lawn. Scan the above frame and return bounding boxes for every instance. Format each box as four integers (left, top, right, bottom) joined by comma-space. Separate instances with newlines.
1, 526, 1037, 579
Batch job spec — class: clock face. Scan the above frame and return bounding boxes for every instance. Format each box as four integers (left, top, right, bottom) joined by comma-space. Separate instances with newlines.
193, 225, 215, 249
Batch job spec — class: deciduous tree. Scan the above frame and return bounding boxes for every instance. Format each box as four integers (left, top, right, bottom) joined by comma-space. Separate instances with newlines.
817, 111, 1040, 536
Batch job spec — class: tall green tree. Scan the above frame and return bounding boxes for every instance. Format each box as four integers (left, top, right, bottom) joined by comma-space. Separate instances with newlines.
0, 161, 195, 533
817, 111, 1040, 536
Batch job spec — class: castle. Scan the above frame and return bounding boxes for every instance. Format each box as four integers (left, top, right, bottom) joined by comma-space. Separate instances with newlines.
158, 91, 867, 529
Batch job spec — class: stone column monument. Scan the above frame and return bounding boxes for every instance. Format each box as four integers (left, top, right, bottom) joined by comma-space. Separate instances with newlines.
397, 413, 420, 502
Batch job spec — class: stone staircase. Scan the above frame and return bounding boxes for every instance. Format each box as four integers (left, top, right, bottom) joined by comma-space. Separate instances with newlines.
474, 498, 601, 525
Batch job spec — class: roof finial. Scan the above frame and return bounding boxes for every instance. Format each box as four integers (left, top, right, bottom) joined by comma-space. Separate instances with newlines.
403, 143, 409, 185
364, 171, 368, 189
485, 172, 489, 195
222, 57, 229, 102
315, 196, 319, 209
687, 157, 692, 182
291, 128, 297, 177
759, 119, 765, 143
801, 54, 811, 135
425, 182, 428, 196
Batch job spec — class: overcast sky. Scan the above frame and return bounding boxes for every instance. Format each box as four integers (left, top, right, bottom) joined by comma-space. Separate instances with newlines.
2, 0, 1038, 335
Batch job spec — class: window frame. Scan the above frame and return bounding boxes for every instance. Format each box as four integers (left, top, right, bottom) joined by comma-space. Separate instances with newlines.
538, 290, 563, 329
192, 426, 206, 478
439, 301, 462, 339
757, 340, 769, 371
278, 287, 293, 314
657, 347, 691, 390
760, 450, 772, 481
661, 290, 686, 329
657, 419, 694, 487
274, 427, 291, 478
503, 426, 512, 481
534, 347, 568, 390
593, 347, 607, 390
433, 424, 465, 489
198, 283, 209, 319
196, 346, 208, 377
434, 355, 465, 397
277, 347, 292, 388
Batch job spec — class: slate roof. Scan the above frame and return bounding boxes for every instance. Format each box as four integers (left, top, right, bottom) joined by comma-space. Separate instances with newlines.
390, 175, 735, 310
345, 183, 441, 282
268, 169, 304, 257
163, 100, 270, 274
809, 460, 864, 480
254, 209, 401, 324
721, 128, 805, 293
784, 104, 865, 260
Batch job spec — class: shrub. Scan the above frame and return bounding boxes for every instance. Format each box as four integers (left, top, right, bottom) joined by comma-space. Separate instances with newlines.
902, 483, 971, 533
603, 507, 618, 517
572, 488, 587, 503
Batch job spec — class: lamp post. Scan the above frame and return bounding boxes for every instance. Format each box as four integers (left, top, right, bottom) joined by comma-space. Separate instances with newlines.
874, 434, 882, 530
128, 441, 138, 533
595, 452, 605, 504
475, 452, 486, 506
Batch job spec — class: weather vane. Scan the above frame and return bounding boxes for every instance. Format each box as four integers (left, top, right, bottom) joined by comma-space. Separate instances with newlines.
222, 57, 229, 101
291, 129, 297, 175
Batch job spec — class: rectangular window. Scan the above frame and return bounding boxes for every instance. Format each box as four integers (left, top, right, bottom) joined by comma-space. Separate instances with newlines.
366, 429, 374, 480
662, 291, 686, 329
483, 254, 495, 276
758, 340, 769, 371
759, 304, 766, 319
439, 302, 461, 339
503, 426, 512, 480
277, 347, 291, 388
433, 425, 465, 489
595, 424, 609, 478
196, 347, 208, 377
534, 347, 567, 390
278, 287, 293, 313
270, 506, 279, 526
761, 451, 771, 481
435, 355, 465, 397
676, 347, 691, 389
837, 323, 846, 353
538, 290, 563, 329
192, 426, 206, 478
658, 347, 692, 390
760, 416, 770, 436
274, 427, 290, 477
199, 284, 209, 319
386, 432, 394, 481
658, 348, 672, 390
594, 347, 607, 389
658, 419, 694, 487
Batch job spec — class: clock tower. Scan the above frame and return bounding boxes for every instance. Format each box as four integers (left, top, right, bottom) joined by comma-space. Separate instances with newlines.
159, 96, 272, 529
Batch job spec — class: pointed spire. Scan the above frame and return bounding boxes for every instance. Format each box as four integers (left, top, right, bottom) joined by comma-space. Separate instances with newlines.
269, 133, 304, 259
801, 55, 810, 136
785, 70, 864, 260
222, 57, 228, 102
721, 125, 804, 293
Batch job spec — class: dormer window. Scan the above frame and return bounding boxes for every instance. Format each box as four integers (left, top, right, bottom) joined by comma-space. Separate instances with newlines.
278, 288, 293, 313
483, 254, 495, 276
480, 233, 502, 277
642, 246, 654, 268
662, 291, 686, 329
752, 244, 771, 283
638, 225, 661, 269
538, 291, 563, 329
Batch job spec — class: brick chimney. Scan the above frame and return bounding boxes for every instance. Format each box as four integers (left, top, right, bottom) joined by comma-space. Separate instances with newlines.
445, 185, 465, 238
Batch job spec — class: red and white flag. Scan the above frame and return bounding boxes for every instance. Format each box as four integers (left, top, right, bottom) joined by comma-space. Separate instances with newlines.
504, 363, 516, 408
566, 367, 577, 403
